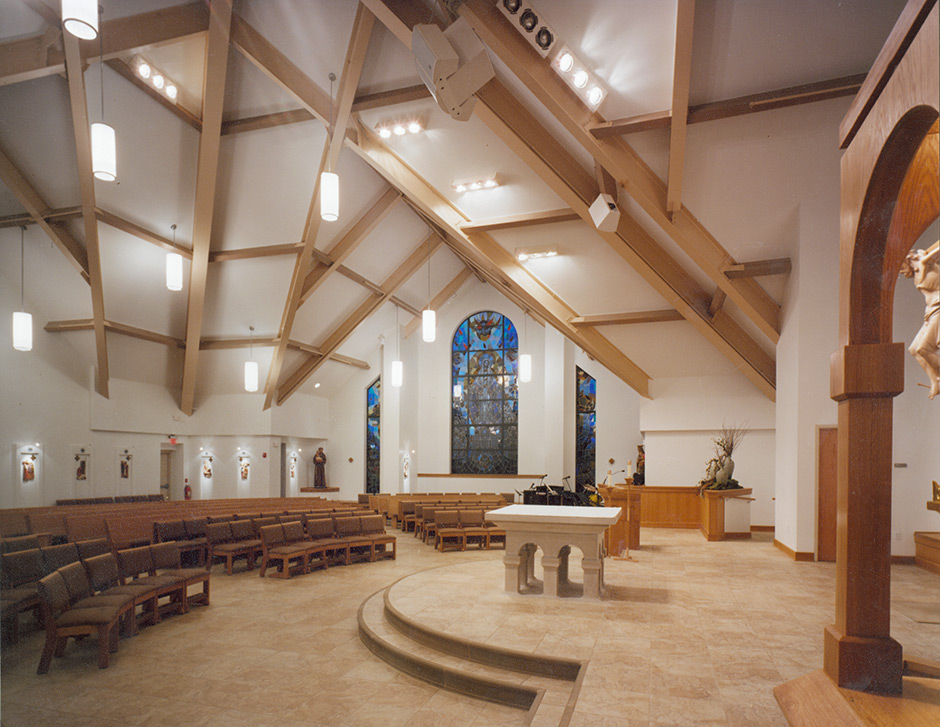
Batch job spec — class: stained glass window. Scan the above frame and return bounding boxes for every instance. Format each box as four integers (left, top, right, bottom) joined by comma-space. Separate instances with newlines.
366, 377, 380, 494
575, 366, 596, 491
452, 311, 519, 475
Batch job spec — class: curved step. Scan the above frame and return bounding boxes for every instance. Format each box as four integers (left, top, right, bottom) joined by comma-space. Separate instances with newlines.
357, 586, 540, 711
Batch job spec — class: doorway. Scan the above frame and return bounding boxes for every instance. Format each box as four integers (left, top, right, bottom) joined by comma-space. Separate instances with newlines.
817, 426, 838, 562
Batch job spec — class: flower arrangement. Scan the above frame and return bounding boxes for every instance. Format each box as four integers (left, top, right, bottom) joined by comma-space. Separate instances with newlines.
699, 424, 749, 491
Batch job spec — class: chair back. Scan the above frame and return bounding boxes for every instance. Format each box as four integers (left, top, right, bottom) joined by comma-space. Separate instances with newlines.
41, 543, 81, 574
84, 553, 122, 591
37, 571, 71, 616
282, 521, 305, 542
307, 519, 334, 540
260, 524, 285, 548
117, 545, 156, 580
155, 520, 186, 542
230, 520, 255, 541
335, 517, 361, 537
206, 522, 233, 545
151, 542, 182, 570
183, 518, 207, 538
76, 538, 110, 560
1, 548, 44, 588
435, 510, 459, 528
59, 561, 93, 601
459, 509, 485, 528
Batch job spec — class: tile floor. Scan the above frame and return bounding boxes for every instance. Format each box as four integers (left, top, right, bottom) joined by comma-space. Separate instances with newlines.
1, 528, 937, 726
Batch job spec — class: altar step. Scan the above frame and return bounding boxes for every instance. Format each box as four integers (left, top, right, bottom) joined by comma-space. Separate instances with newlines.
357, 584, 583, 726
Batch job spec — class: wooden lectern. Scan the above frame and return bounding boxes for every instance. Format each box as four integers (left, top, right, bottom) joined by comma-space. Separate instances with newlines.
599, 482, 641, 557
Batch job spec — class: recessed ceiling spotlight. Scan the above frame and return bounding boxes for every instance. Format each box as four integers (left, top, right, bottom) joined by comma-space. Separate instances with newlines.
469, 181, 481, 190
572, 69, 588, 89
520, 9, 538, 32
314, 382, 321, 388
407, 121, 422, 134
136, 61, 151, 79
455, 183, 467, 193
515, 245, 558, 261
498, 1, 556, 57
587, 86, 604, 107
483, 179, 497, 188
453, 176, 500, 193
152, 73, 165, 90
502, 0, 521, 13
557, 51, 573, 73
165, 84, 178, 100
535, 27, 553, 50
378, 127, 392, 139
393, 124, 406, 136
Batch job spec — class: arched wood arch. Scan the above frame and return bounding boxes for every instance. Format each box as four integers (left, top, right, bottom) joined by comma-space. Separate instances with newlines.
826, 0, 938, 696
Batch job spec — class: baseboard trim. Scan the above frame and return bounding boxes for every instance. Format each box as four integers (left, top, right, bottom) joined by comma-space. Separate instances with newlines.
751, 525, 775, 533
774, 538, 814, 562
890, 555, 916, 565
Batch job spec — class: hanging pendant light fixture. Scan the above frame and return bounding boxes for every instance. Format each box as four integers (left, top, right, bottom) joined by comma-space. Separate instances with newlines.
244, 326, 259, 392
391, 305, 403, 387
61, 0, 98, 39
12, 226, 32, 352
422, 235, 436, 342
166, 224, 183, 291
320, 72, 339, 222
519, 311, 532, 383
91, 8, 116, 182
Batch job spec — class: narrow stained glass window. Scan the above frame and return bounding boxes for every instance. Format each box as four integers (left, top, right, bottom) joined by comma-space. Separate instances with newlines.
366, 377, 380, 494
452, 311, 518, 475
575, 366, 596, 491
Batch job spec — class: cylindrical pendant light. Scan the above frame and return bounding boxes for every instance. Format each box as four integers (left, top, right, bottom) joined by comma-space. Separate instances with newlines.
519, 353, 532, 383
61, 0, 98, 39
244, 326, 258, 392
422, 309, 436, 343
392, 305, 403, 387
320, 171, 339, 222
166, 225, 182, 291
13, 227, 32, 351
91, 122, 116, 181
518, 312, 532, 382
320, 72, 339, 222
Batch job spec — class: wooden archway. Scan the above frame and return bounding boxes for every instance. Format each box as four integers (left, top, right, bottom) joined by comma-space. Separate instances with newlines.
827, 0, 938, 695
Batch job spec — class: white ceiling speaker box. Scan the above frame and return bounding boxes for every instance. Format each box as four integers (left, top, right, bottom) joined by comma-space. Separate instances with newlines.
413, 18, 495, 121
589, 193, 621, 232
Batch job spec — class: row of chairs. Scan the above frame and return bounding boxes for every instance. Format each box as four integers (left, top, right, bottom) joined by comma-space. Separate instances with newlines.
413, 508, 506, 552
36, 543, 208, 673
258, 516, 396, 579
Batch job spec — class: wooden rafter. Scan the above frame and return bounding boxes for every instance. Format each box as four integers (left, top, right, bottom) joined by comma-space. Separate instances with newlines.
0, 205, 82, 230
208, 243, 303, 262
667, 0, 695, 216
724, 258, 792, 279
569, 311, 685, 327
459, 209, 580, 233
221, 108, 313, 135
105, 59, 202, 132
62, 32, 109, 396
709, 288, 727, 317
96, 208, 192, 258
351, 83, 430, 111
458, 0, 781, 345
179, 0, 232, 416
590, 74, 867, 138
0, 144, 89, 282
0, 2, 209, 87
277, 234, 443, 404
224, 9, 652, 398
403, 267, 473, 338
44, 319, 370, 369
254, 6, 374, 410
299, 187, 400, 304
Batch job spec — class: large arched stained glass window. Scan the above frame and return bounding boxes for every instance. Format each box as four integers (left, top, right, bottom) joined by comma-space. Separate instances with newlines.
575, 366, 596, 491
365, 377, 380, 494
452, 311, 519, 474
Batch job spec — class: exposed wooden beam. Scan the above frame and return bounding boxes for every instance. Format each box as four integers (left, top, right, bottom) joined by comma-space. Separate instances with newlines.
0, 145, 89, 282
591, 75, 868, 138
0, 2, 209, 87
667, 0, 695, 216
199, 336, 369, 369
569, 310, 685, 327
220, 108, 313, 135
459, 208, 581, 233
723, 258, 792, 279
277, 234, 443, 404
45, 318, 184, 347
459, 0, 781, 344
327, 4, 375, 172
63, 31, 109, 396
709, 288, 727, 317
19, 0, 58, 26
390, 296, 421, 319
208, 242, 303, 262
0, 206, 82, 230
179, 0, 232, 416
471, 76, 776, 398
299, 187, 400, 305
96, 208, 192, 258
595, 161, 618, 199
351, 83, 430, 111
590, 110, 672, 138
105, 59, 202, 132
230, 12, 330, 124
404, 267, 473, 338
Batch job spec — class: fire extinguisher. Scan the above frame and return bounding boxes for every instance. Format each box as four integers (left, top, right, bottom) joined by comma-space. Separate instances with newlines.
184, 485, 192, 500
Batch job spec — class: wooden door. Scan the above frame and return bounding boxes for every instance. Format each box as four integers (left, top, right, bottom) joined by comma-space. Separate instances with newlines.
160, 451, 172, 500
817, 427, 838, 562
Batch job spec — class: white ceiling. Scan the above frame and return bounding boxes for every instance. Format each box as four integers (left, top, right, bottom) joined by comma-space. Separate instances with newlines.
0, 0, 908, 408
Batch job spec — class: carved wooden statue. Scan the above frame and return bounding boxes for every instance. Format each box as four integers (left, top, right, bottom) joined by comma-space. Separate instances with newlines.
900, 242, 939, 399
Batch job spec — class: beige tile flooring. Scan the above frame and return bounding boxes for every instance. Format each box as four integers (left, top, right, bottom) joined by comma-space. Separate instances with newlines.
1, 528, 938, 726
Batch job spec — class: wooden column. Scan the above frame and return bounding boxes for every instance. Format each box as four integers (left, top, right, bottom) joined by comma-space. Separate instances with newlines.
826, 345, 905, 693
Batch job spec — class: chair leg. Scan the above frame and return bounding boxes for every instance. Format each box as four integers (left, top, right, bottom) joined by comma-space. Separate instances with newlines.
54, 635, 69, 657
98, 626, 111, 669
226, 555, 234, 576
37, 633, 58, 674
108, 623, 119, 653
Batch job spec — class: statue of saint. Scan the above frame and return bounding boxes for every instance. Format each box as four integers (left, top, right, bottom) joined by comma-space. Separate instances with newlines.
314, 447, 327, 488
900, 243, 939, 399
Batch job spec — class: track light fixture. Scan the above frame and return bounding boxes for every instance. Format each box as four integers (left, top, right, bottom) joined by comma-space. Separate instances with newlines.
498, 1, 556, 57
552, 45, 606, 110
132, 55, 179, 103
